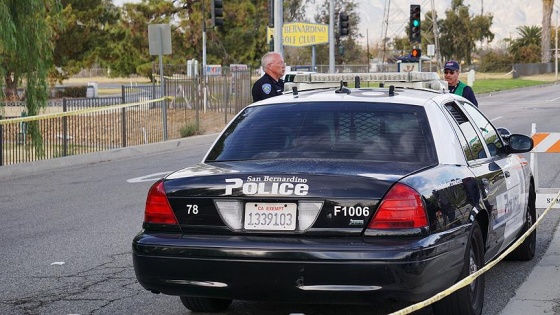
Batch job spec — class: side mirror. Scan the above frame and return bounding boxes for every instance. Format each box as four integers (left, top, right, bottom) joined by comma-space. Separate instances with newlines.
507, 134, 534, 153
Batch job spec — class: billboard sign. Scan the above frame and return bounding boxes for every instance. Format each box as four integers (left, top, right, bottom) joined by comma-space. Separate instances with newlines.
267, 22, 329, 47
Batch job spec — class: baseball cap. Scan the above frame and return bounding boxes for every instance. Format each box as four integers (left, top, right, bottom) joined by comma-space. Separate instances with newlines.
444, 60, 460, 71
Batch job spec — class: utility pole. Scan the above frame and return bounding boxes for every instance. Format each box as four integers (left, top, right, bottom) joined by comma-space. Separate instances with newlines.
380, 0, 391, 72
554, 9, 558, 81
274, 0, 283, 56
329, 0, 334, 73
430, 0, 443, 72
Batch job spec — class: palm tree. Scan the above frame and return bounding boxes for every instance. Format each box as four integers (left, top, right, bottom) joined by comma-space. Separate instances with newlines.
542, 0, 554, 62
510, 26, 542, 50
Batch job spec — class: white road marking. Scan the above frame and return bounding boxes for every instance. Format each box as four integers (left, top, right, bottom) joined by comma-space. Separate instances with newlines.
127, 172, 171, 183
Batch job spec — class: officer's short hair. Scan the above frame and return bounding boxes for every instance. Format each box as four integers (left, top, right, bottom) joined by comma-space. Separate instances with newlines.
261, 52, 278, 69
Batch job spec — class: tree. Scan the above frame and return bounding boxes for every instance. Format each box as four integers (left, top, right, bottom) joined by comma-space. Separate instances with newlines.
479, 50, 513, 72
54, 0, 120, 78
1, 1, 62, 102
438, 0, 493, 65
311, 0, 364, 66
1, 0, 62, 156
109, 0, 180, 77
509, 25, 542, 62
541, 0, 554, 62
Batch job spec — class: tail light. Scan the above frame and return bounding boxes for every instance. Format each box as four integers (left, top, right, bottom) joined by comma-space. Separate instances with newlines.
368, 183, 428, 229
144, 180, 179, 225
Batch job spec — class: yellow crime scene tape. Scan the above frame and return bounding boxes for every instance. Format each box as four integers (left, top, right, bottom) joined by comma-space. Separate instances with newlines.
0, 97, 170, 125
390, 189, 560, 315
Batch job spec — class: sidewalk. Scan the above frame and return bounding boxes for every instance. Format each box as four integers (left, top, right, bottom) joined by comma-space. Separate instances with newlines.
498, 223, 560, 315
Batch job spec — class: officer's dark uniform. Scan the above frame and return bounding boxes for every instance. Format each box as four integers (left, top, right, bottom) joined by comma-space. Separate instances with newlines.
252, 73, 284, 102
449, 81, 478, 107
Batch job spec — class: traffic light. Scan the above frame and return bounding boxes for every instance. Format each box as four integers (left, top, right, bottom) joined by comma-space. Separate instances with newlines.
267, 0, 274, 28
339, 12, 349, 37
212, 0, 223, 27
409, 4, 421, 43
411, 48, 422, 59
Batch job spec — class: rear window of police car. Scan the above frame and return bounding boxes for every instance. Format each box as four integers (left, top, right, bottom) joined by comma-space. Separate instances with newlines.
206, 102, 436, 163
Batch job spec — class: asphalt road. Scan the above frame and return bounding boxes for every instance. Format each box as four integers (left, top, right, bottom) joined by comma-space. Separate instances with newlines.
0, 84, 559, 315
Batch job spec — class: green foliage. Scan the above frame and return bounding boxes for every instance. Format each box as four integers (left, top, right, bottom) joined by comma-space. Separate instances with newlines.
58, 86, 88, 98
179, 123, 200, 138
137, 63, 154, 81
516, 44, 542, 63
479, 51, 513, 72
438, 0, 493, 65
473, 78, 550, 94
54, 0, 120, 75
296, 0, 365, 66
1, 0, 62, 158
509, 26, 542, 62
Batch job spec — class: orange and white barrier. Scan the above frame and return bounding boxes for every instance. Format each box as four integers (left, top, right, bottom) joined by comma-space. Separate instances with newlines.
532, 132, 560, 153
530, 124, 560, 209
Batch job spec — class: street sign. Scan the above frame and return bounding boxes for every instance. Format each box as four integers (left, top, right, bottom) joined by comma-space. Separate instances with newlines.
206, 65, 222, 76
148, 24, 172, 55
427, 44, 435, 57
398, 62, 420, 72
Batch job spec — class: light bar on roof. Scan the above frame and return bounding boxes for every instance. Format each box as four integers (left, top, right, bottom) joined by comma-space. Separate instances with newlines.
293, 72, 440, 83
291, 71, 447, 92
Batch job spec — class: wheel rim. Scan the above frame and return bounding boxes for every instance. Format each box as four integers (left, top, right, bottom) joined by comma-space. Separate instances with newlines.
469, 248, 478, 291
527, 209, 536, 252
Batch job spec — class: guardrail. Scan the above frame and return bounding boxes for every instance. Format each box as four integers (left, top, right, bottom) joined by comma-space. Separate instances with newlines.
530, 123, 560, 209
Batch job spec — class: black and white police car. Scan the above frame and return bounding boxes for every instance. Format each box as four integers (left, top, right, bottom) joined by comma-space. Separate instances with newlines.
132, 72, 536, 315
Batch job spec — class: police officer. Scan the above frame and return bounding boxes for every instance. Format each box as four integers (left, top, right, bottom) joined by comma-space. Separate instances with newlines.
443, 60, 478, 107
252, 52, 286, 102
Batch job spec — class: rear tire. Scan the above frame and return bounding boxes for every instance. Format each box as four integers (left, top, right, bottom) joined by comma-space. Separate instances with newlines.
180, 296, 232, 312
432, 221, 485, 315
507, 188, 536, 261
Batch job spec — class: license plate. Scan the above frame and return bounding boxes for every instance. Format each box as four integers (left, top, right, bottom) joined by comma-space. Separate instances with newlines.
244, 203, 297, 230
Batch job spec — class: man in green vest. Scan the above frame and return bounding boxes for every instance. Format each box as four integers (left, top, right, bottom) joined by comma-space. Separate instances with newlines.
443, 60, 478, 107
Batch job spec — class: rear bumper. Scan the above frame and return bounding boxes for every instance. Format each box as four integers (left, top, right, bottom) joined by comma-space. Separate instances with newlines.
132, 229, 468, 304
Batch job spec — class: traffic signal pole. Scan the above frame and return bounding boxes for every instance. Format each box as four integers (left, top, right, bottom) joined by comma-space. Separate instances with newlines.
272, 0, 334, 72
430, 0, 443, 72
274, 0, 283, 56
329, 0, 334, 73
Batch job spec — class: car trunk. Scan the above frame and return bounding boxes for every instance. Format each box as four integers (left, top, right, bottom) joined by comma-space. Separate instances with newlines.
163, 160, 430, 235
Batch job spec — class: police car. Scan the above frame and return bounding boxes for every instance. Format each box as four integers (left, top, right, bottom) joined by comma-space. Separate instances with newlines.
132, 72, 536, 315
282, 70, 316, 83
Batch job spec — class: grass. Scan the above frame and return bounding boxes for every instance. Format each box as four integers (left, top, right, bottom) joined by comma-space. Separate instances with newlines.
472, 78, 553, 94
465, 72, 557, 94
98, 88, 123, 96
